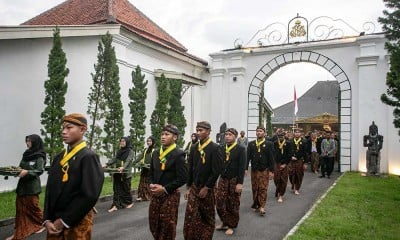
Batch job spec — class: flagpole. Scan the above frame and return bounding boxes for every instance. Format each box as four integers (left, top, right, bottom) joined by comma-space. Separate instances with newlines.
293, 85, 298, 133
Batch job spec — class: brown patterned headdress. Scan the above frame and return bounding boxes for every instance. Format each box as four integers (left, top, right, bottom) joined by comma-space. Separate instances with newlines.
62, 113, 87, 127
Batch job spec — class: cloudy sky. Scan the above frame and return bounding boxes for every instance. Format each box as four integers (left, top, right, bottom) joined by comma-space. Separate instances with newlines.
0, 0, 386, 107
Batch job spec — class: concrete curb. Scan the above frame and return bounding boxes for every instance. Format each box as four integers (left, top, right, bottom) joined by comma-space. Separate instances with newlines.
282, 173, 345, 239
0, 189, 138, 227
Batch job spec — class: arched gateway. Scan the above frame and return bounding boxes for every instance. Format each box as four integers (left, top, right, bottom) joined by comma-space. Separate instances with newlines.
247, 51, 352, 171
208, 16, 400, 174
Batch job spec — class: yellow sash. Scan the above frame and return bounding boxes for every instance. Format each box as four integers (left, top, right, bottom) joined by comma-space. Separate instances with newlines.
256, 138, 265, 153
198, 138, 212, 164
159, 144, 176, 171
294, 138, 301, 151
278, 139, 286, 154
60, 141, 87, 182
225, 142, 237, 161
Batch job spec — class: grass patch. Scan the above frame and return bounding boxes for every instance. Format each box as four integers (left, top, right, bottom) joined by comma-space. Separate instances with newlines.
288, 172, 400, 240
0, 174, 140, 220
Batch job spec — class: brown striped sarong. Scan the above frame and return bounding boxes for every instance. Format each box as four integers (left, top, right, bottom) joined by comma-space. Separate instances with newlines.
215, 177, 241, 228
310, 152, 320, 172
137, 168, 151, 201
288, 159, 304, 191
250, 169, 269, 209
273, 163, 288, 197
183, 185, 215, 240
13, 195, 43, 240
149, 191, 180, 240
46, 211, 93, 240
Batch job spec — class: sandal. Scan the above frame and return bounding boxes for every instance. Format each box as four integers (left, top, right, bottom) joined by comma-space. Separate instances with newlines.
225, 228, 234, 235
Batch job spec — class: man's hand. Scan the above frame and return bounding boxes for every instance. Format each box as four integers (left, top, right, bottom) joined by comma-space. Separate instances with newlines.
18, 169, 28, 178
279, 164, 286, 170
235, 184, 243, 193
292, 156, 297, 161
118, 167, 124, 173
184, 188, 191, 200
45, 221, 62, 235
150, 184, 165, 197
198, 187, 209, 198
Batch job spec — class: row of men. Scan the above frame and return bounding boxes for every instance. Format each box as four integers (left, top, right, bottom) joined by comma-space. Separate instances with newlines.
6, 112, 337, 240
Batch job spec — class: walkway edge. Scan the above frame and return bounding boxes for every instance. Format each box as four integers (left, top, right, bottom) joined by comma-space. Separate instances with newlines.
0, 189, 137, 227
283, 173, 345, 240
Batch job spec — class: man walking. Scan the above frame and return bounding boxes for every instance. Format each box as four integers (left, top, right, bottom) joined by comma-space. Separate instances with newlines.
184, 121, 223, 240
246, 126, 274, 216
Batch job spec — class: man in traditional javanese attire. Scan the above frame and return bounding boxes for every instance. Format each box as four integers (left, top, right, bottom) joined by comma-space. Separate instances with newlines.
215, 128, 246, 235
246, 125, 274, 216
44, 113, 104, 240
184, 121, 223, 240
148, 124, 187, 239
273, 129, 292, 203
289, 129, 308, 195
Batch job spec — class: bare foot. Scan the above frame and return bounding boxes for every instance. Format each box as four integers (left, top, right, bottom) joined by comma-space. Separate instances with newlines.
136, 197, 142, 202
259, 207, 266, 216
35, 227, 46, 234
294, 190, 300, 195
108, 206, 118, 213
6, 234, 14, 240
126, 203, 134, 209
278, 197, 283, 203
225, 228, 234, 235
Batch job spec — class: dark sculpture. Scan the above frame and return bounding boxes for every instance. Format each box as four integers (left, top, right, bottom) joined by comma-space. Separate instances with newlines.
216, 122, 227, 146
363, 121, 383, 176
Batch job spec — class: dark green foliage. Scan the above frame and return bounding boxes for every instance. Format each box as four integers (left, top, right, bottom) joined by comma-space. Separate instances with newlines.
87, 32, 124, 157
168, 79, 187, 147
40, 26, 69, 163
102, 33, 124, 159
379, 0, 400, 135
129, 66, 148, 156
150, 74, 170, 147
87, 35, 107, 152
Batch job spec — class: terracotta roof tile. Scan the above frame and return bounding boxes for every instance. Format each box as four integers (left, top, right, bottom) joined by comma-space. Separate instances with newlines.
22, 0, 190, 54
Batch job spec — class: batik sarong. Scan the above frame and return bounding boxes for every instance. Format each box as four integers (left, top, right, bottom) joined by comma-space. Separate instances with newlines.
273, 163, 288, 197
137, 168, 151, 201
215, 177, 241, 228
250, 169, 269, 209
13, 195, 43, 240
46, 211, 93, 240
288, 159, 304, 191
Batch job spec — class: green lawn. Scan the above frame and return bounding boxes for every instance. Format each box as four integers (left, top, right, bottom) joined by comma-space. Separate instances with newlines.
288, 172, 400, 240
0, 175, 140, 220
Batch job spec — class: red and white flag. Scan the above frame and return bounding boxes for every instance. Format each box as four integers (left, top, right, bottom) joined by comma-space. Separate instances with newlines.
294, 86, 298, 116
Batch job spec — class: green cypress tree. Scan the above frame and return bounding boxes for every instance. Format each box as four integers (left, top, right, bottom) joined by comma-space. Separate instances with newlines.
87, 35, 108, 152
150, 74, 170, 147
129, 65, 148, 156
379, 0, 400, 135
267, 111, 272, 136
102, 33, 124, 159
40, 26, 69, 163
167, 79, 187, 147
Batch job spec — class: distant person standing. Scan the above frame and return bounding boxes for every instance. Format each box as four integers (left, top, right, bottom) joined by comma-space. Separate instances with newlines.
289, 129, 307, 195
320, 132, 336, 179
6, 134, 46, 240
148, 124, 187, 239
215, 128, 246, 235
135, 136, 156, 202
184, 133, 199, 162
273, 130, 292, 203
237, 130, 248, 149
43, 113, 104, 240
246, 126, 274, 216
183, 121, 223, 240
308, 132, 322, 174
105, 137, 134, 212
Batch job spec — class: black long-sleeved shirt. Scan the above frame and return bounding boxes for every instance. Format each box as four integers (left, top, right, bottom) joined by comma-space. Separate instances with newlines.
221, 144, 246, 184
273, 139, 292, 165
247, 138, 274, 171
150, 148, 188, 194
187, 140, 223, 189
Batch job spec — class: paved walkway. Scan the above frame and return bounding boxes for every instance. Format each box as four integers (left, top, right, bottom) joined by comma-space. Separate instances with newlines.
0, 169, 340, 240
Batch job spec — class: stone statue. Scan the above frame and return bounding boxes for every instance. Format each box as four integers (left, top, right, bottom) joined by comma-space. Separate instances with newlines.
216, 122, 227, 146
363, 121, 383, 176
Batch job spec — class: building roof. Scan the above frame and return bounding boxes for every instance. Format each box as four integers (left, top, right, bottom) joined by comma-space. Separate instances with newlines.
272, 81, 339, 124
21, 0, 206, 64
